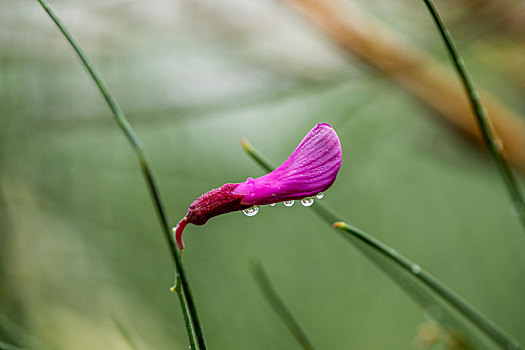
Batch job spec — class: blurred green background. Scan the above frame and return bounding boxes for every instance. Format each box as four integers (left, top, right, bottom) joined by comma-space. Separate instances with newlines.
1, 0, 525, 349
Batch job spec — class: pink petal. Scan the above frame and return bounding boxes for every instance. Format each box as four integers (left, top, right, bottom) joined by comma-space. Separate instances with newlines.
233, 123, 342, 205
174, 123, 342, 250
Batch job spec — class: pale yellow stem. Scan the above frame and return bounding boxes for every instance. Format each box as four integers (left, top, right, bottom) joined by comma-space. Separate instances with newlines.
285, 0, 525, 170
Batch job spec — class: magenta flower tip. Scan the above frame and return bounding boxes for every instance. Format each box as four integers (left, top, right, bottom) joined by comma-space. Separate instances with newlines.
233, 123, 342, 205
175, 123, 342, 249
174, 218, 188, 250
174, 183, 251, 250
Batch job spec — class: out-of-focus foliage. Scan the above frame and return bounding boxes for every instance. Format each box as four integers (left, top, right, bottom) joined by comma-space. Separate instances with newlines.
1, 0, 524, 349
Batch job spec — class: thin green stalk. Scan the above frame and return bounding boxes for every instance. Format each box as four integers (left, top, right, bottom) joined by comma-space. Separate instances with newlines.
339, 235, 481, 349
36, 1, 206, 348
333, 222, 519, 350
250, 260, 316, 350
420, 0, 525, 231
0, 340, 23, 350
112, 318, 142, 350
241, 139, 521, 350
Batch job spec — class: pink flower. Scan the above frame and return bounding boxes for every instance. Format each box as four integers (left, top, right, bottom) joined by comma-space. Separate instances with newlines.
174, 123, 342, 250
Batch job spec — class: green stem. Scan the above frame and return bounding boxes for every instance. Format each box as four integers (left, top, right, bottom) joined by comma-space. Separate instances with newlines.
0, 340, 24, 350
333, 222, 520, 350
112, 317, 142, 350
420, 0, 525, 232
241, 139, 521, 350
36, 1, 206, 348
250, 260, 316, 350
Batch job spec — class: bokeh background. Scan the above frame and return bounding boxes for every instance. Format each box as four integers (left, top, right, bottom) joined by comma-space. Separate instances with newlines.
1, 0, 525, 349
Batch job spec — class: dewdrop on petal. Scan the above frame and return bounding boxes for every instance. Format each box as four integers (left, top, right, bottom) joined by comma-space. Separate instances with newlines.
301, 198, 314, 206
173, 123, 342, 250
243, 206, 259, 216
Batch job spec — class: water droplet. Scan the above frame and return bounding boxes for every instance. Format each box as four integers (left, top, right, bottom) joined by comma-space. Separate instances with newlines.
316, 192, 324, 199
301, 198, 314, 207
243, 206, 259, 216
411, 265, 421, 274
269, 203, 276, 207
283, 200, 294, 207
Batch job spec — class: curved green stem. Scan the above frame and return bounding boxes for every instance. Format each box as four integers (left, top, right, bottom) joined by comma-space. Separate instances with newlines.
250, 260, 315, 350
0, 340, 24, 350
333, 221, 520, 350
242, 139, 522, 350
36, 1, 206, 348
420, 0, 525, 232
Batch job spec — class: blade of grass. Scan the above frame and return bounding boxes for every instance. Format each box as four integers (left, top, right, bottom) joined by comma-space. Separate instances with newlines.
250, 260, 316, 350
420, 0, 525, 232
282, 0, 525, 170
349, 240, 484, 349
0, 314, 48, 350
0, 340, 23, 350
333, 221, 518, 350
35, 1, 206, 348
112, 318, 141, 350
241, 139, 522, 350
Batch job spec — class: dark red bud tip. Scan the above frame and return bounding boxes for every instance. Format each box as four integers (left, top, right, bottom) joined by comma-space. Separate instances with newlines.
174, 217, 188, 251
175, 183, 251, 250
186, 183, 250, 224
